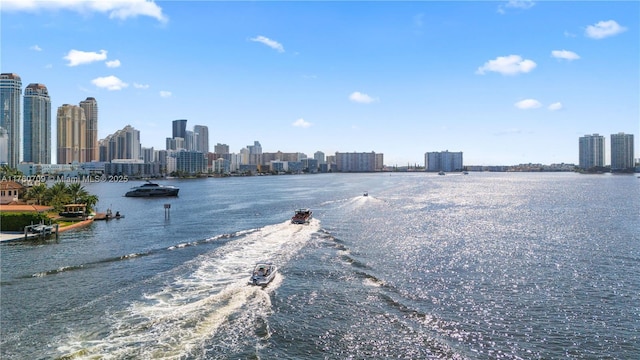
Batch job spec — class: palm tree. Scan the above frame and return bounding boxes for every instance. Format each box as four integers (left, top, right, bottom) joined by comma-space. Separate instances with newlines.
24, 183, 47, 205
45, 182, 71, 211
80, 194, 99, 213
67, 183, 89, 204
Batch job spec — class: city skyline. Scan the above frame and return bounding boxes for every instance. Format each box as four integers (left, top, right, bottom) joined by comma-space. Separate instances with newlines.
1, 1, 638, 166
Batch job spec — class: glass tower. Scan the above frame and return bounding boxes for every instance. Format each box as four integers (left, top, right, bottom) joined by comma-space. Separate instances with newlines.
23, 83, 51, 164
0, 73, 22, 167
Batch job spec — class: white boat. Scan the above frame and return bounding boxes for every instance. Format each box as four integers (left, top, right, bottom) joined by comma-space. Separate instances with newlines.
29, 223, 53, 235
291, 208, 312, 224
125, 181, 179, 197
249, 261, 277, 286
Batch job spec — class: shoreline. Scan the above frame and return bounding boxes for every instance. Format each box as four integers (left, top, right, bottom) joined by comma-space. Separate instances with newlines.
0, 217, 94, 242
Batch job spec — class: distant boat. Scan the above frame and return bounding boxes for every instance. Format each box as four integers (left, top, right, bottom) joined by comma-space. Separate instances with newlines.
463, 171, 469, 175
438, 171, 445, 175
249, 261, 277, 286
363, 191, 368, 197
105, 209, 125, 220
291, 208, 312, 224
29, 223, 53, 235
125, 181, 179, 197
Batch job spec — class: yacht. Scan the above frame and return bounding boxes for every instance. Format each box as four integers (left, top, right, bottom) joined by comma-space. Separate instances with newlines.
125, 181, 179, 197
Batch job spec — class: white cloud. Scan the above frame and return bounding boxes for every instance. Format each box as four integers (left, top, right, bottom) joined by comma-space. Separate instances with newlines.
64, 49, 107, 66
349, 91, 376, 104
514, 99, 542, 109
551, 50, 580, 61
548, 102, 563, 111
476, 55, 537, 75
292, 118, 312, 128
30, 45, 42, 51
133, 83, 149, 89
250, 36, 284, 52
91, 75, 128, 91
159, 91, 172, 98
2, 0, 167, 23
498, 0, 535, 14
585, 20, 627, 39
105, 59, 121, 68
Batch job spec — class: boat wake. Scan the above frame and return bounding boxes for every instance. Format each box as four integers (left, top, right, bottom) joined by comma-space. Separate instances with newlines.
55, 219, 320, 359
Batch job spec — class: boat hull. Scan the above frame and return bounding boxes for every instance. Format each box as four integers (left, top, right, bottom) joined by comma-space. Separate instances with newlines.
249, 263, 277, 286
124, 189, 179, 197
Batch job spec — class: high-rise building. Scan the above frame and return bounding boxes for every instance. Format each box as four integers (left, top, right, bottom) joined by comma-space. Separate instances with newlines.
79, 97, 99, 162
424, 150, 463, 172
610, 132, 634, 172
0, 73, 22, 167
172, 119, 187, 139
247, 141, 262, 165
214, 143, 229, 154
57, 104, 87, 164
0, 127, 8, 166
193, 125, 209, 153
98, 125, 141, 162
334, 151, 381, 172
23, 83, 51, 164
314, 151, 326, 164
578, 134, 605, 170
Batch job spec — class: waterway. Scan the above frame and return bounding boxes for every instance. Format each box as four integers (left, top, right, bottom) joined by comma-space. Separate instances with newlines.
1, 172, 639, 359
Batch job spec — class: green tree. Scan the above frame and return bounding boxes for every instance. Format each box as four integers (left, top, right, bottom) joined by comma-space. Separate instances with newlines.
45, 182, 71, 211
24, 183, 47, 205
67, 183, 89, 204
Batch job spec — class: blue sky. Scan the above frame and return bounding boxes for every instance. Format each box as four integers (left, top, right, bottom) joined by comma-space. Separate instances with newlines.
2, 0, 638, 166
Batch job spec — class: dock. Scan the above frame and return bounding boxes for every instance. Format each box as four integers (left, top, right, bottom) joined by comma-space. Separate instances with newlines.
0, 217, 94, 243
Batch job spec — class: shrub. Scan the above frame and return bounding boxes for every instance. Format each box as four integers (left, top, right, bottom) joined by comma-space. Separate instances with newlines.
0, 212, 50, 232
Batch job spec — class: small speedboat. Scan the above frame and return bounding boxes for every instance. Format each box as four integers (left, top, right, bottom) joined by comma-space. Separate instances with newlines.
249, 261, 277, 286
363, 191, 368, 197
291, 208, 312, 224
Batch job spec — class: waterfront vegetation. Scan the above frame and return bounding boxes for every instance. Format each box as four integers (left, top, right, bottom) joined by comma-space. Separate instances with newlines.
1, 174, 99, 231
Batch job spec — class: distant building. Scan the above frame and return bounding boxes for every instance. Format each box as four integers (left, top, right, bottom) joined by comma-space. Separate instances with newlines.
23, 83, 51, 164
214, 143, 229, 155
193, 125, 209, 153
57, 104, 87, 164
578, 134, 605, 170
172, 119, 187, 139
79, 97, 99, 162
0, 73, 22, 167
175, 150, 207, 174
334, 151, 382, 172
314, 151, 325, 164
98, 125, 141, 162
0, 127, 8, 166
610, 132, 634, 172
425, 151, 463, 172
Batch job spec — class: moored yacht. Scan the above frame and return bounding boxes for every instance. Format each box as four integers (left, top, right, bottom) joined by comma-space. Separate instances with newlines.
125, 181, 179, 197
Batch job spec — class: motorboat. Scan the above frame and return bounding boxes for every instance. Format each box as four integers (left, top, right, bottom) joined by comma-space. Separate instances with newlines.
249, 261, 277, 286
125, 181, 179, 197
438, 171, 445, 175
29, 223, 53, 235
363, 191, 368, 197
291, 208, 312, 224
105, 209, 125, 220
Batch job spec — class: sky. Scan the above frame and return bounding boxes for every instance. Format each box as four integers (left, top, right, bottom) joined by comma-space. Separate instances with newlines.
1, 0, 638, 166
